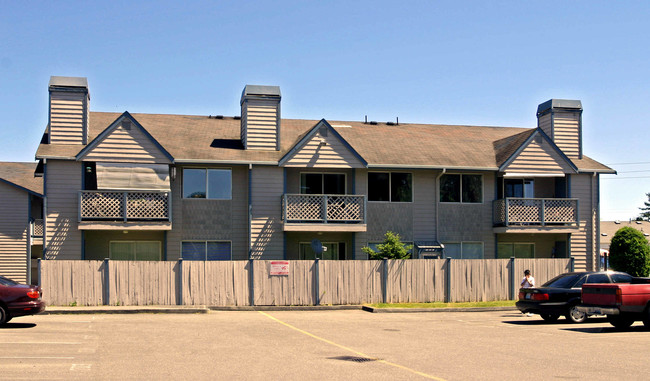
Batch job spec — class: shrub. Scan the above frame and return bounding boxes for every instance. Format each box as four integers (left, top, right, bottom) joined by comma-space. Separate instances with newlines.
609, 226, 650, 277
362, 231, 413, 260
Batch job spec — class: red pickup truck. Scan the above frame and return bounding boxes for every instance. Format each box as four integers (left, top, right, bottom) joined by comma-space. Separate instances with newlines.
578, 278, 650, 328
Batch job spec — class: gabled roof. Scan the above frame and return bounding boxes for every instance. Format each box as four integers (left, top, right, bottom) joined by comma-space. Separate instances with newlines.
497, 129, 579, 175
76, 112, 173, 163
0, 162, 43, 196
35, 111, 615, 173
279, 119, 367, 167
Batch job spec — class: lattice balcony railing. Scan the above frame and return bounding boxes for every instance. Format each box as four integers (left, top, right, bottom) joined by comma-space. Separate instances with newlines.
282, 194, 366, 224
493, 198, 578, 227
31, 219, 44, 238
79, 191, 171, 221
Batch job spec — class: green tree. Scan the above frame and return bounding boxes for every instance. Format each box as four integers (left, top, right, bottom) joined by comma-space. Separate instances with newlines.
609, 226, 650, 277
362, 231, 413, 260
638, 192, 650, 221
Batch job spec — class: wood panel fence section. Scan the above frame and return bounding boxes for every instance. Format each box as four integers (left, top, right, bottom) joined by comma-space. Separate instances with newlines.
39, 258, 573, 306
40, 260, 104, 306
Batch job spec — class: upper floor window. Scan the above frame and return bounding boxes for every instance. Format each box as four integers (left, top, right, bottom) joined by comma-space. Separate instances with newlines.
504, 178, 534, 198
300, 173, 346, 194
183, 169, 232, 199
440, 174, 482, 203
368, 172, 412, 202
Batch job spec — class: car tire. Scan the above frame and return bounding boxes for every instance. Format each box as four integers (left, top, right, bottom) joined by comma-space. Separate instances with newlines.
642, 307, 650, 329
540, 313, 560, 322
0, 305, 7, 325
566, 305, 587, 323
608, 315, 634, 329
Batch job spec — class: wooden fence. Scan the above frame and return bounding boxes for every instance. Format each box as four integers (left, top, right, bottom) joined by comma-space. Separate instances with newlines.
39, 258, 573, 306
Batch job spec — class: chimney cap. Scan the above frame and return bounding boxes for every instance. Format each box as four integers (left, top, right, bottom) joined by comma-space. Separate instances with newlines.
242, 85, 281, 99
537, 99, 582, 115
49, 76, 88, 89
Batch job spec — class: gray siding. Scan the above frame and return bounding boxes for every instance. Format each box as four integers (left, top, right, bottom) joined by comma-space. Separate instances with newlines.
0, 182, 29, 283
570, 174, 596, 270
413, 170, 436, 242
553, 112, 581, 158
241, 99, 279, 150
166, 165, 248, 260
49, 91, 88, 144
45, 160, 82, 259
250, 166, 284, 259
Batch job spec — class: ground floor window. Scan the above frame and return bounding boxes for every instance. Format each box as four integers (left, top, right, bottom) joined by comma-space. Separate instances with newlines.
109, 241, 161, 261
443, 242, 484, 259
181, 241, 232, 260
299, 242, 346, 260
497, 243, 535, 258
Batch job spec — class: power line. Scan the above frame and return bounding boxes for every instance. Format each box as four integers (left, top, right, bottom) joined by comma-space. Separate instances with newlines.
601, 176, 650, 180
605, 161, 650, 165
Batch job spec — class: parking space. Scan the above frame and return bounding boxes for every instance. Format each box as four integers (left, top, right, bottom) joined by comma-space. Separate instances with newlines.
1, 310, 649, 380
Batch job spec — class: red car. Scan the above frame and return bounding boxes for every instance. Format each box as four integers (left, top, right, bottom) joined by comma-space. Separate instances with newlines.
0, 275, 45, 324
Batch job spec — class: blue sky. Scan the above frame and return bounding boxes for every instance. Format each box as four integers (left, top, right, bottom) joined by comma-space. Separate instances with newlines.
1, 1, 649, 220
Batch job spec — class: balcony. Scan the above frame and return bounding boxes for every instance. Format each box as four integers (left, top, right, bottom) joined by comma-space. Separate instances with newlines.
493, 198, 579, 233
30, 218, 43, 244
78, 191, 172, 230
282, 194, 367, 232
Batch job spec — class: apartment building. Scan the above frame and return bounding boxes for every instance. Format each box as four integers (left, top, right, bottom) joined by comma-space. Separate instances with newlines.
26, 76, 614, 271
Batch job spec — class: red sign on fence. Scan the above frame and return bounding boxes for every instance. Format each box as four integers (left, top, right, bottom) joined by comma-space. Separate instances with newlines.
270, 261, 290, 276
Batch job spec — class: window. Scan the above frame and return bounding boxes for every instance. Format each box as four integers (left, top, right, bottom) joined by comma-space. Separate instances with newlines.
443, 242, 484, 259
300, 173, 346, 194
440, 174, 482, 203
368, 172, 412, 202
504, 178, 534, 198
299, 242, 345, 260
181, 241, 232, 260
497, 243, 535, 259
109, 241, 161, 261
183, 169, 232, 199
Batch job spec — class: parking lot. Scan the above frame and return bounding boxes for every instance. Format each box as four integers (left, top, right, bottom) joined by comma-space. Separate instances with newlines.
2, 310, 650, 380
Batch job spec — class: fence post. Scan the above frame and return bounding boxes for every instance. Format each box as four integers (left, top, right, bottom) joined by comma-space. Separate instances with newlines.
249, 259, 255, 306
445, 258, 452, 303
570, 257, 575, 272
104, 258, 110, 306
382, 258, 388, 304
510, 257, 516, 300
178, 258, 183, 306
315, 258, 320, 306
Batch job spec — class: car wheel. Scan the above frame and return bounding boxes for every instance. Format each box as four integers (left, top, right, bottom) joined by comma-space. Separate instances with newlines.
642, 307, 650, 329
540, 313, 560, 322
0, 305, 7, 325
608, 315, 634, 329
566, 305, 587, 323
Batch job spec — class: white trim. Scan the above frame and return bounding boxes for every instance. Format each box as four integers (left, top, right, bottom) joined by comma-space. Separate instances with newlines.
367, 164, 499, 170
174, 159, 278, 165
503, 173, 565, 178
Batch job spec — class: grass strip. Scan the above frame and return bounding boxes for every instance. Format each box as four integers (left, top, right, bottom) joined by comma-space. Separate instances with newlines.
367, 301, 516, 309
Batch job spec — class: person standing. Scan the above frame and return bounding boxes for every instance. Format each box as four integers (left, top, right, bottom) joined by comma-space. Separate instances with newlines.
521, 269, 535, 288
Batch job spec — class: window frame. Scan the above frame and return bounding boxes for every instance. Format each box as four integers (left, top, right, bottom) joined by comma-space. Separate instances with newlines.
108, 240, 162, 261
442, 241, 485, 259
182, 168, 232, 200
496, 242, 535, 259
299, 172, 347, 195
299, 241, 347, 260
180, 240, 233, 261
367, 171, 413, 203
439, 173, 484, 204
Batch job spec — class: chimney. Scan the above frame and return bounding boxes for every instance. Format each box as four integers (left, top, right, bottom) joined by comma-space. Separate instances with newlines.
48, 76, 90, 144
240, 85, 281, 150
537, 99, 582, 159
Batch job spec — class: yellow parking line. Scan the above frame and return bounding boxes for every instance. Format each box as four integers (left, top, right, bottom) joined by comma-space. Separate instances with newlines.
258, 311, 447, 381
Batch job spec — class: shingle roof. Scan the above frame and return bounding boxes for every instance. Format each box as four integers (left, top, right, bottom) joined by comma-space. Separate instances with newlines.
0, 162, 43, 195
35, 111, 614, 173
600, 220, 650, 250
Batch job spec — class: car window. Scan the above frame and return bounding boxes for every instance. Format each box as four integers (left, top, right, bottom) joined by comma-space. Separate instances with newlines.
585, 273, 610, 284
611, 273, 632, 283
573, 275, 587, 288
543, 273, 581, 288
0, 275, 18, 286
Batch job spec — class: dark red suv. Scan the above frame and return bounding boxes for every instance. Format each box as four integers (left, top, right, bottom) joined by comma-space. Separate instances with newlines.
0, 275, 45, 324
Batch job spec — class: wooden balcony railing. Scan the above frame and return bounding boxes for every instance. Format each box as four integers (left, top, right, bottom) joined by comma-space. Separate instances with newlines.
79, 191, 171, 221
282, 194, 366, 224
493, 198, 578, 227
30, 218, 44, 238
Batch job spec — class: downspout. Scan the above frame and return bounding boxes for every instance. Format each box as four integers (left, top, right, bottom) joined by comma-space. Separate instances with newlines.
593, 172, 598, 271
435, 168, 447, 256
42, 159, 48, 260
248, 164, 252, 260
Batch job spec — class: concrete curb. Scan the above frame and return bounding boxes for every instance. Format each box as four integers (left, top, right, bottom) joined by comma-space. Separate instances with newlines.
362, 306, 518, 313
41, 305, 518, 314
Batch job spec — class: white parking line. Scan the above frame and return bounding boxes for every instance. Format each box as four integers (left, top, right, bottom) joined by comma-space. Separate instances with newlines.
0, 356, 75, 359
2, 342, 81, 345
